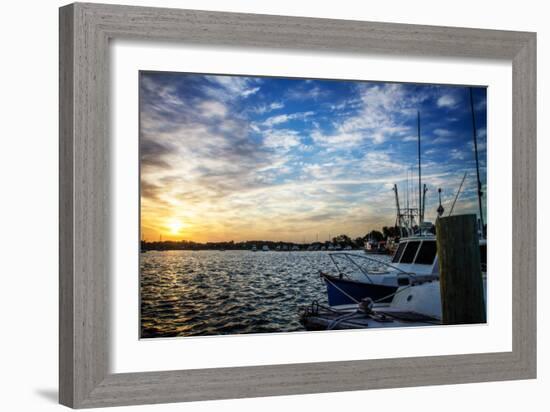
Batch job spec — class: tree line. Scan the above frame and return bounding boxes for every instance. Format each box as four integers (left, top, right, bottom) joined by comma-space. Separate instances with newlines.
141, 226, 403, 251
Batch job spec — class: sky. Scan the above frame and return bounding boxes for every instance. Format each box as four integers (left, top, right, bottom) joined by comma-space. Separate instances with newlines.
140, 72, 487, 243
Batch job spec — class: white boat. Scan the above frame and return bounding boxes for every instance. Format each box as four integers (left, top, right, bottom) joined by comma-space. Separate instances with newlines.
262, 245, 270, 252
251, 245, 257, 252
321, 236, 486, 306
301, 276, 487, 330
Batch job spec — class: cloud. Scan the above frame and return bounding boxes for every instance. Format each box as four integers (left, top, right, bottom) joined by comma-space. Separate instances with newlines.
242, 87, 260, 97
198, 101, 227, 118
433, 128, 452, 137
262, 111, 314, 127
325, 83, 423, 145
203, 75, 261, 101
253, 101, 284, 114
286, 85, 326, 100
262, 129, 302, 150
363, 152, 406, 174
139, 73, 487, 242
437, 94, 457, 108
449, 148, 466, 160
311, 130, 363, 147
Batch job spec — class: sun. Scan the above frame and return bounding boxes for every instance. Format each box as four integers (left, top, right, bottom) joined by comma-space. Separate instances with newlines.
167, 219, 184, 235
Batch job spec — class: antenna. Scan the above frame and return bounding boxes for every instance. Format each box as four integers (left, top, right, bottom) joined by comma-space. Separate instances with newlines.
422, 184, 428, 223
469, 88, 485, 237
417, 111, 422, 225
406, 168, 409, 213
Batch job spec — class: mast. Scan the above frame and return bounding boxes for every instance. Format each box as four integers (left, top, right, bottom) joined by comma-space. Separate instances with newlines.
469, 88, 485, 237
417, 111, 422, 225
405, 169, 409, 230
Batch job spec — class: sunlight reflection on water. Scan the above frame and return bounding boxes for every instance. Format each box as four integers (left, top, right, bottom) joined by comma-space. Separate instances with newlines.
140, 250, 381, 338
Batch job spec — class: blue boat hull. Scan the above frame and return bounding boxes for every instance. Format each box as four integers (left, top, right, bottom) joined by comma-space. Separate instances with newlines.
322, 274, 397, 306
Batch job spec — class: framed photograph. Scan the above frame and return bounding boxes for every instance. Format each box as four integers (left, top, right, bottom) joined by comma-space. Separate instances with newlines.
59, 2, 536, 408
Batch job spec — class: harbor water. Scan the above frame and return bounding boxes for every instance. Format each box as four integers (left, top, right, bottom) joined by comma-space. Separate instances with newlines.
140, 250, 383, 338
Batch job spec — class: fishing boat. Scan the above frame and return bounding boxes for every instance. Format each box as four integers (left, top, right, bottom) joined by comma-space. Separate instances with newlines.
322, 236, 436, 305
321, 236, 487, 306
262, 245, 270, 252
301, 275, 487, 330
251, 245, 257, 252
314, 94, 488, 321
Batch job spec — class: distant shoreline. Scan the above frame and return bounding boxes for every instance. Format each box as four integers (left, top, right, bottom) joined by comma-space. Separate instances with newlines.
140, 241, 361, 252
141, 228, 402, 252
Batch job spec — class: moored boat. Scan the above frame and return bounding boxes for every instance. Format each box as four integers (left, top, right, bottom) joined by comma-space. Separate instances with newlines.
301, 275, 487, 330
322, 236, 439, 306
321, 236, 486, 306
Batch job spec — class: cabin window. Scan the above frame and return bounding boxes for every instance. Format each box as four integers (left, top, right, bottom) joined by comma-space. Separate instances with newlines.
399, 241, 421, 264
392, 242, 407, 263
414, 241, 437, 265
480, 244, 487, 271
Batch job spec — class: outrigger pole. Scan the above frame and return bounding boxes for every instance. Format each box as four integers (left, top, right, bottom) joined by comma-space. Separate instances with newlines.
469, 88, 485, 237
449, 172, 468, 216
393, 184, 404, 238
417, 111, 423, 226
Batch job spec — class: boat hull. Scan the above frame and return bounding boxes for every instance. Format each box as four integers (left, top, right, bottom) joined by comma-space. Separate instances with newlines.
321, 274, 397, 306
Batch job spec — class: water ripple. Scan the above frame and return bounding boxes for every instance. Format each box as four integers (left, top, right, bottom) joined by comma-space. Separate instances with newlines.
140, 250, 366, 338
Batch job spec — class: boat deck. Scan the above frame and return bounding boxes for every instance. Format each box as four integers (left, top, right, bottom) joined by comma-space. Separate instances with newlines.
300, 303, 440, 331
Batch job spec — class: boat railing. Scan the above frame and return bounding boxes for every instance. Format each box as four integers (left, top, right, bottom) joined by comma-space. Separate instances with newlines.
328, 252, 417, 284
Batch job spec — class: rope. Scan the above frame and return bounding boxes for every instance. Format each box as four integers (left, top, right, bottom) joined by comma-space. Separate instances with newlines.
324, 270, 416, 307
373, 284, 412, 304
322, 276, 361, 304
327, 311, 363, 330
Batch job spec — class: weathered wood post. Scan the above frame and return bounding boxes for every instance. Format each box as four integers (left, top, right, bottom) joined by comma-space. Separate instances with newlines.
436, 214, 486, 324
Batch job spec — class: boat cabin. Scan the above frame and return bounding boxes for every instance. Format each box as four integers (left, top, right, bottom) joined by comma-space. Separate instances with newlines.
392, 237, 437, 264
391, 236, 487, 274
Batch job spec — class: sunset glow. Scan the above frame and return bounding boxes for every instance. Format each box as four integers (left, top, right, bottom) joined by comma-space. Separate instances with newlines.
140, 72, 487, 243
167, 219, 184, 235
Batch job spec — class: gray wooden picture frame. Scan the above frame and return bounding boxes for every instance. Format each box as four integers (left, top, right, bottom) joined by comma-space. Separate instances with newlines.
59, 2, 536, 408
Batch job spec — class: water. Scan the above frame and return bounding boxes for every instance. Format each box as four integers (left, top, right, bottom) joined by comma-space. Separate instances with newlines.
140, 250, 370, 338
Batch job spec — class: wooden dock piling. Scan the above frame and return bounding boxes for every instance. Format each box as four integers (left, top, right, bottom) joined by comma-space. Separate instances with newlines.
436, 214, 486, 324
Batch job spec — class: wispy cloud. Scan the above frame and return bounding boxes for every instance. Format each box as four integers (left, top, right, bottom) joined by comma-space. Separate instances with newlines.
140, 73, 487, 242
253, 101, 285, 114
203, 75, 261, 101
262, 111, 314, 127
437, 94, 457, 108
